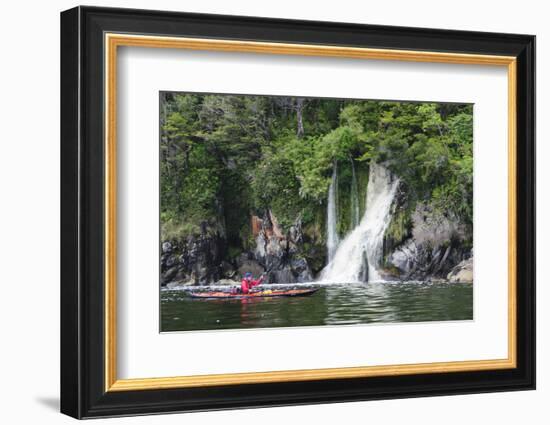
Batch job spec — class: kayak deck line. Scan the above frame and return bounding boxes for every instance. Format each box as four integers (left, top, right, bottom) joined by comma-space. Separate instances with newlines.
164, 282, 325, 292
187, 288, 320, 299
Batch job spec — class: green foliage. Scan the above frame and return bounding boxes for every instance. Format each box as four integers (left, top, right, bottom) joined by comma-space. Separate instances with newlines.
252, 145, 305, 230
160, 93, 474, 256
385, 209, 413, 247
343, 101, 474, 224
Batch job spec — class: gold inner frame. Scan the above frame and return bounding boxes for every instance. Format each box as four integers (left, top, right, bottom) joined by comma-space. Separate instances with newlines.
104, 33, 518, 392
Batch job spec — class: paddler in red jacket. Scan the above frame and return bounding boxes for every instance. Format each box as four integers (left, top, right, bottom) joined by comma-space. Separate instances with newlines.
241, 272, 264, 294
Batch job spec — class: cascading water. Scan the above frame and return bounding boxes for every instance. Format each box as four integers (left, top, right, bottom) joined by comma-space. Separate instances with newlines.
320, 163, 399, 283
350, 160, 360, 230
326, 162, 340, 262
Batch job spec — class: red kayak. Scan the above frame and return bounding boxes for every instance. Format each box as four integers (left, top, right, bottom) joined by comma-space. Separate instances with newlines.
188, 288, 319, 299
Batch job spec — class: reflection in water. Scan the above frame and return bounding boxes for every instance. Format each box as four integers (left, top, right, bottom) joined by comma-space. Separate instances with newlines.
324, 283, 398, 325
161, 282, 473, 332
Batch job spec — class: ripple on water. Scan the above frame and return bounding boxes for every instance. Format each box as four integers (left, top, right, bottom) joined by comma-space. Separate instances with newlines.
160, 282, 473, 332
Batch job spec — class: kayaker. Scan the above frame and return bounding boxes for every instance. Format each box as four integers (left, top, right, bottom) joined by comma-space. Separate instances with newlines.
241, 272, 264, 294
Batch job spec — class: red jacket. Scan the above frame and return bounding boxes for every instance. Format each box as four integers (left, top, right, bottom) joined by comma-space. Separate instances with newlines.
241, 275, 264, 294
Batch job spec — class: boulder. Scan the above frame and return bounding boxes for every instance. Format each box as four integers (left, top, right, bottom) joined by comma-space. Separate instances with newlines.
220, 260, 236, 278
161, 266, 179, 285
165, 254, 178, 268
447, 257, 474, 283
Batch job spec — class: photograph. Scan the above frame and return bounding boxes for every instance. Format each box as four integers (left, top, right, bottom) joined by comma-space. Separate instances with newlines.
57, 4, 536, 419
159, 92, 474, 332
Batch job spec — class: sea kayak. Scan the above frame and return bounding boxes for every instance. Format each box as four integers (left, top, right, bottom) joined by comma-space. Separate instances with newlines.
188, 288, 319, 299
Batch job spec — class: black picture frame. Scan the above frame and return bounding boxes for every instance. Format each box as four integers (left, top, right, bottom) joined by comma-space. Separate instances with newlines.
61, 5, 535, 419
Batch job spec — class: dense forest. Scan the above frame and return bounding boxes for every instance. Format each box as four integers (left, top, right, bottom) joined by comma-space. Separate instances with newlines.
160, 92, 474, 286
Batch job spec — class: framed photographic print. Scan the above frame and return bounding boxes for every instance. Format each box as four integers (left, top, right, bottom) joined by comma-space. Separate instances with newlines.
60, 6, 535, 419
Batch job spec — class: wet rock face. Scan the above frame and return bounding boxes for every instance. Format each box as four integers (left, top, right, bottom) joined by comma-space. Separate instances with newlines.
236, 253, 264, 278
160, 224, 226, 286
253, 211, 313, 284
383, 203, 472, 280
290, 258, 313, 282
410, 203, 468, 248
386, 240, 470, 280
160, 212, 315, 286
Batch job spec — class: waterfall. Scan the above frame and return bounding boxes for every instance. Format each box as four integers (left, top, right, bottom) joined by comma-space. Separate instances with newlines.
320, 163, 399, 283
326, 162, 340, 262
350, 160, 360, 229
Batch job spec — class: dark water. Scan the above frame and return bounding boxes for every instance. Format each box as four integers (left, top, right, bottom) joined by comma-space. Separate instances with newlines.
160, 282, 473, 332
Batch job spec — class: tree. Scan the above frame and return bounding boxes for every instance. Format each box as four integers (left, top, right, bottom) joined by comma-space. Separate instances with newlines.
160, 93, 473, 243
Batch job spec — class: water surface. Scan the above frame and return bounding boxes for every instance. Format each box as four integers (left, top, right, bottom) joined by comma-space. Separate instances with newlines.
161, 282, 473, 332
